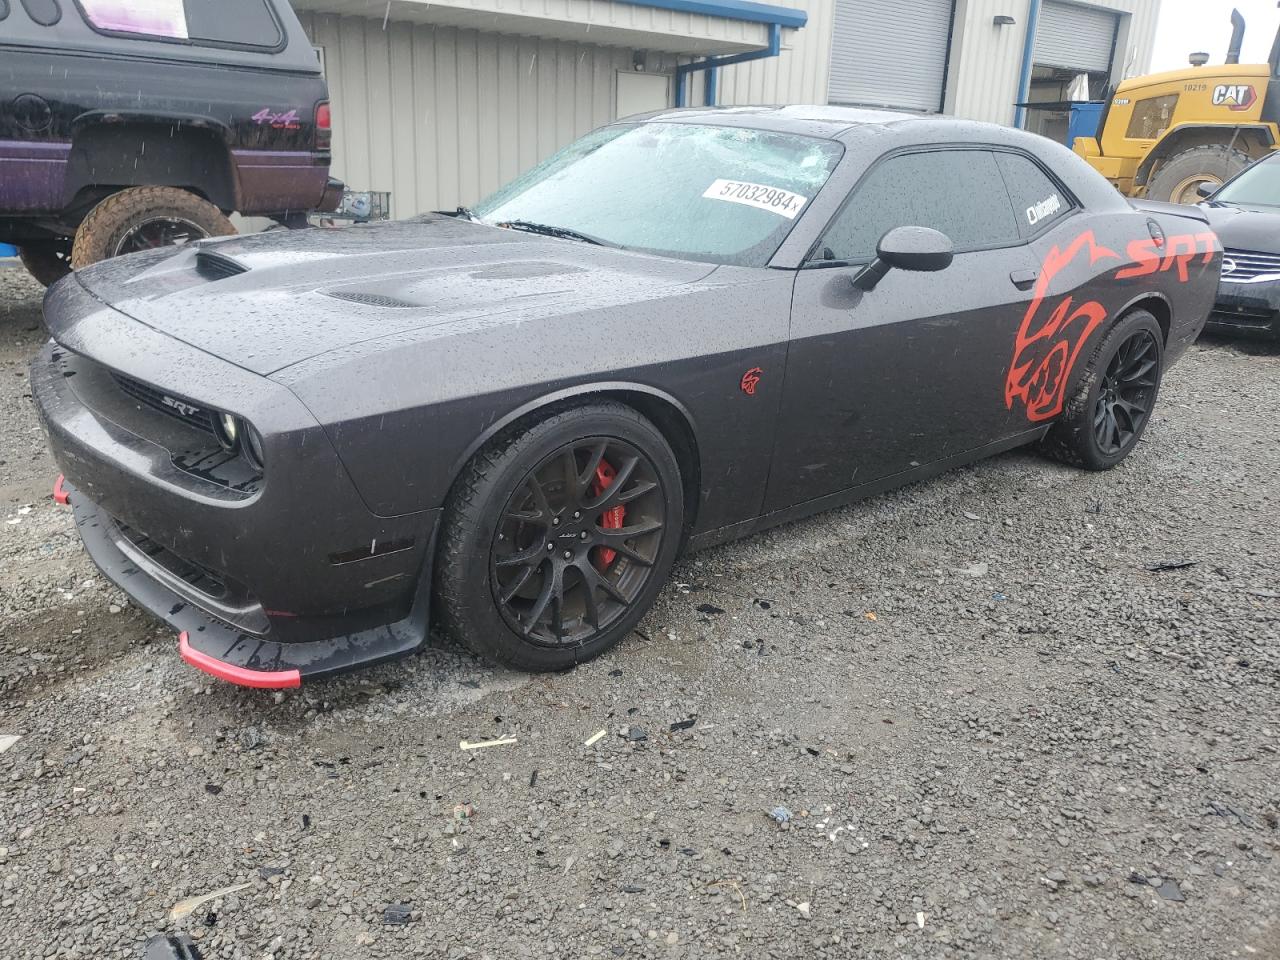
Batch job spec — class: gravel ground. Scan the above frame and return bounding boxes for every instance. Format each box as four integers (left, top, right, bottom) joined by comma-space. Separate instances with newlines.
2, 263, 1278, 960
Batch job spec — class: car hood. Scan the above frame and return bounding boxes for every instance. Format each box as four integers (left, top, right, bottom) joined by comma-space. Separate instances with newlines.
1198, 203, 1280, 252
70, 217, 717, 376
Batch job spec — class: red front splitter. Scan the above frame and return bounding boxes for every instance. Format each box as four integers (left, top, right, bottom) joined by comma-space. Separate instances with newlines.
178, 632, 301, 689
53, 474, 70, 505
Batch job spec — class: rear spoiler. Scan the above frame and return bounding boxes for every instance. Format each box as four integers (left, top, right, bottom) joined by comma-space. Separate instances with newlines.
1128, 198, 1211, 224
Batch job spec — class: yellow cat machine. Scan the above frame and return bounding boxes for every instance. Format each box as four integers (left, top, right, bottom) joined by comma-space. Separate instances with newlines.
1074, 7, 1280, 203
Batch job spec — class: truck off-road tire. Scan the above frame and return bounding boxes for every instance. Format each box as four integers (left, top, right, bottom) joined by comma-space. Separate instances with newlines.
1146, 144, 1252, 204
18, 243, 72, 288
1040, 309, 1164, 471
71, 186, 235, 269
435, 401, 684, 672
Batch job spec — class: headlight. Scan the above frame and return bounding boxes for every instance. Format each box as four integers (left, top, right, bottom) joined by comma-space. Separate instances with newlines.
242, 423, 266, 470
214, 411, 239, 452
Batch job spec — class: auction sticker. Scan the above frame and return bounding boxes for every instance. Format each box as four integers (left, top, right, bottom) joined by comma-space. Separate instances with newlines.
703, 179, 808, 219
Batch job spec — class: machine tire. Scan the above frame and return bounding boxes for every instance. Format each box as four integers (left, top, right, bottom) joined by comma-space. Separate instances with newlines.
1146, 143, 1252, 204
435, 401, 683, 672
1040, 309, 1164, 471
71, 186, 235, 269
18, 243, 72, 287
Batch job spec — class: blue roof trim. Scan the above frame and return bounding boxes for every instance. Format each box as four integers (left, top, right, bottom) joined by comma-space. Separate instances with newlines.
615, 0, 807, 30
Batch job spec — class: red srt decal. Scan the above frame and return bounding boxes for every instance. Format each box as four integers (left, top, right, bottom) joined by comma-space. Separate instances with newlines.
1006, 231, 1118, 423
740, 367, 763, 396
1006, 229, 1218, 423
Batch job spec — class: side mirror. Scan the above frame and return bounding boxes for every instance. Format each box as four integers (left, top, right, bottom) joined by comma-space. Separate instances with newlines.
1196, 181, 1217, 199
853, 226, 955, 291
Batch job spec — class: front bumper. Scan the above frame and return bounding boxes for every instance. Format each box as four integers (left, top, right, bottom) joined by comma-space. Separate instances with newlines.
58, 477, 434, 686
1205, 278, 1280, 339
32, 278, 441, 685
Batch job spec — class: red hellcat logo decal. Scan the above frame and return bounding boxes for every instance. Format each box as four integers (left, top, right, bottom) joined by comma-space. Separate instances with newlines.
740, 367, 763, 396
1005, 231, 1118, 422
1005, 229, 1218, 423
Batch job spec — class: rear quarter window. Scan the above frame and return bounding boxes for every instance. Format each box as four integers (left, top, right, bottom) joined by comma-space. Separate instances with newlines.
994, 151, 1074, 237
76, 0, 282, 48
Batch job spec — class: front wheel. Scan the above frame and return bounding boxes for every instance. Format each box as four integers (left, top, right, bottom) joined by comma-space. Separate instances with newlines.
1041, 309, 1164, 471
435, 402, 684, 671
71, 186, 236, 269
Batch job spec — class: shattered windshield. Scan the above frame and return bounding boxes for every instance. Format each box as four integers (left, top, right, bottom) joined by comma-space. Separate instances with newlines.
472, 122, 843, 266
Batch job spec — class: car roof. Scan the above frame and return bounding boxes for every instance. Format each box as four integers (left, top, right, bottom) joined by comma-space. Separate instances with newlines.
634, 104, 947, 138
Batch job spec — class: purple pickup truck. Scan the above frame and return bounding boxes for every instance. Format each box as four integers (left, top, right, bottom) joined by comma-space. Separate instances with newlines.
1, 0, 341, 285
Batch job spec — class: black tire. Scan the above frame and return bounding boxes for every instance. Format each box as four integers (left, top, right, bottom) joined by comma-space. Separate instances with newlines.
1146, 144, 1252, 204
435, 401, 684, 671
1041, 309, 1164, 471
71, 186, 235, 269
17, 242, 72, 288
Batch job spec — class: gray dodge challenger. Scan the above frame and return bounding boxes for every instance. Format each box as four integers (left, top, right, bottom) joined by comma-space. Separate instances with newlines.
32, 106, 1221, 688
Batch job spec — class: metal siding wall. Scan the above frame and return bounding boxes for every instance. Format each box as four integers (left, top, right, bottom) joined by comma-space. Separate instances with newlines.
827, 0, 954, 111
301, 12, 682, 217
945, 0, 1158, 125
1034, 1, 1118, 72
714, 0, 834, 105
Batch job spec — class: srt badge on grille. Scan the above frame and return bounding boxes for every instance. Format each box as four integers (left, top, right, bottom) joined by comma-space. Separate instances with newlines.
161, 395, 202, 417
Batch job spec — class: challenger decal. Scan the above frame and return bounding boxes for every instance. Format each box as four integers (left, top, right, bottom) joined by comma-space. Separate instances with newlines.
1006, 230, 1219, 423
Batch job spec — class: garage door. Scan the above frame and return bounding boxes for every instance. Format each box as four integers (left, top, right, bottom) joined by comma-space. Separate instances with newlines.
1034, 1, 1118, 72
827, 0, 954, 112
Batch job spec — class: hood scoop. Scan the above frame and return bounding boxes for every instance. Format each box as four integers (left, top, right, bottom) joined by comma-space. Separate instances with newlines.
195, 248, 249, 280
325, 290, 418, 309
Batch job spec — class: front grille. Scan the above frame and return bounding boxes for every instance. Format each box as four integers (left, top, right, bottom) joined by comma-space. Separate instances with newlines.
112, 518, 232, 601
111, 373, 215, 435
1208, 305, 1276, 330
1221, 248, 1280, 283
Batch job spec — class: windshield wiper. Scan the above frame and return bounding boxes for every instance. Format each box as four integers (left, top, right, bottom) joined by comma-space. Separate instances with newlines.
497, 220, 608, 246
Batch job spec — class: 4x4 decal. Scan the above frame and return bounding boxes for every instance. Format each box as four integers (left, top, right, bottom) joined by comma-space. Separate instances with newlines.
1006, 230, 1218, 422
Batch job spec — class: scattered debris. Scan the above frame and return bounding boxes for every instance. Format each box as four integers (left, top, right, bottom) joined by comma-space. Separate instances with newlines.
621, 884, 646, 893
143, 933, 203, 960
753, 598, 773, 610
865, 611, 877, 621
992, 591, 1008, 601
238, 727, 263, 751
529, 769, 538, 787
459, 735, 517, 751
203, 784, 222, 796
452, 803, 475, 820
669, 718, 696, 732
705, 879, 747, 910
768, 806, 792, 825
626, 726, 648, 742
696, 603, 725, 615
168, 882, 253, 921
0, 735, 20, 755
301, 814, 311, 831
1144, 559, 1197, 572
795, 901, 811, 919
383, 903, 412, 925
1154, 879, 1185, 902
583, 729, 607, 748
916, 911, 926, 929
257, 866, 286, 879
962, 511, 982, 521
953, 561, 989, 578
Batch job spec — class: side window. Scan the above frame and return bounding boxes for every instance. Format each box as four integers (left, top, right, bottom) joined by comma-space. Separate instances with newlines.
994, 151, 1074, 237
1125, 95, 1177, 140
77, 0, 282, 47
817, 149, 1020, 262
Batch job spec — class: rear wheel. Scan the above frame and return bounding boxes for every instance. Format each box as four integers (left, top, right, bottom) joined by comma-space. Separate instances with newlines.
1041, 309, 1164, 471
1146, 144, 1251, 204
71, 186, 235, 269
17, 242, 72, 287
436, 402, 683, 671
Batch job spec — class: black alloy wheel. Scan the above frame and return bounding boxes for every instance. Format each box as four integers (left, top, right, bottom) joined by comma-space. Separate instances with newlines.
491, 437, 666, 646
1093, 329, 1158, 456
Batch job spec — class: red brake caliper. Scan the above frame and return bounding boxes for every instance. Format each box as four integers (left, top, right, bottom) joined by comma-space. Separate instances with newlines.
591, 460, 626, 570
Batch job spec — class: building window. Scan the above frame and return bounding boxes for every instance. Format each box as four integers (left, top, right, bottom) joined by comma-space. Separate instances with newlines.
1126, 95, 1179, 141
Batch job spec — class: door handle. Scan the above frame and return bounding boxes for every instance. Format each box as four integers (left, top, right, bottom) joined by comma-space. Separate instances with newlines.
1010, 268, 1039, 290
